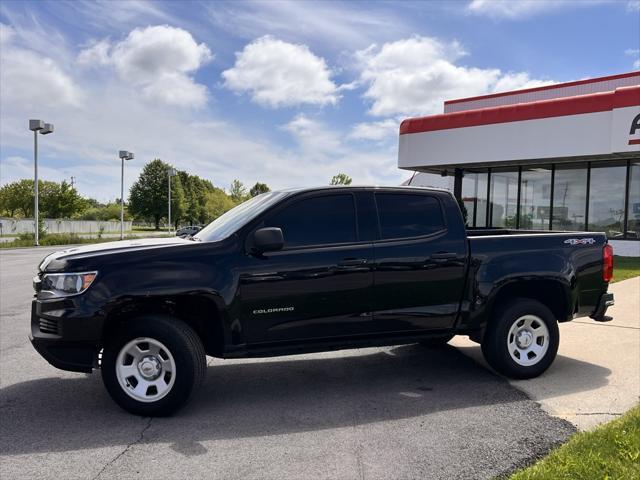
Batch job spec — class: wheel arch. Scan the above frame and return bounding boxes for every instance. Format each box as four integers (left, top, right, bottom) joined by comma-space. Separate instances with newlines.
488, 279, 572, 323
468, 278, 572, 343
101, 292, 227, 357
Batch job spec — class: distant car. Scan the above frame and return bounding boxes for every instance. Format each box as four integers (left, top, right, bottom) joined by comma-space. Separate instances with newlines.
175, 226, 201, 237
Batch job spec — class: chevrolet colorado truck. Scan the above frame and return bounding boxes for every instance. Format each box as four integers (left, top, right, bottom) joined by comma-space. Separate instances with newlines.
30, 186, 615, 416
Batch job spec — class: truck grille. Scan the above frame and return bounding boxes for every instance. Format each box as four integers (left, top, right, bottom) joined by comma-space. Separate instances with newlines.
39, 318, 59, 335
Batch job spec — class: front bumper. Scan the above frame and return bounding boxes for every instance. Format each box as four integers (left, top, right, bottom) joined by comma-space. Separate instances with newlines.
30, 299, 103, 373
590, 292, 614, 322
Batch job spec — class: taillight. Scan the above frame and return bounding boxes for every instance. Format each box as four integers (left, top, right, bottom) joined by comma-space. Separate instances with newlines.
603, 244, 614, 282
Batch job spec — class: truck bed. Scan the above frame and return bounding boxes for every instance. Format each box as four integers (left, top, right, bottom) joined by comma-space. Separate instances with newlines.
467, 228, 571, 237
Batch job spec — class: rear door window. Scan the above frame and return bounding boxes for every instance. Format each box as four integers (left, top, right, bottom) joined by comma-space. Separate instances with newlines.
375, 193, 445, 240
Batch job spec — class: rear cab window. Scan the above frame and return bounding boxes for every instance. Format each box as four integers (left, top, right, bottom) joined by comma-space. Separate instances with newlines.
375, 193, 446, 240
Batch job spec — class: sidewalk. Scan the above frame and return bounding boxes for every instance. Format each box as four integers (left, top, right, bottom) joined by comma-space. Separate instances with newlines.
451, 276, 640, 430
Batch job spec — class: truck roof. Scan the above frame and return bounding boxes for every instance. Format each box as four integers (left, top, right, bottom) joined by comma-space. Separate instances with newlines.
275, 185, 452, 195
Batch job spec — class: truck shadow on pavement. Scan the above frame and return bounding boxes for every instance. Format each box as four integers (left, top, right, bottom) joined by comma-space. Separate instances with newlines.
0, 344, 608, 457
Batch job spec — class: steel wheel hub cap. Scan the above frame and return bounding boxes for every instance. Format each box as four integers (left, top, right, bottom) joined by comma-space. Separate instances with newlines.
138, 355, 162, 380
507, 315, 550, 367
115, 337, 176, 403
516, 330, 533, 348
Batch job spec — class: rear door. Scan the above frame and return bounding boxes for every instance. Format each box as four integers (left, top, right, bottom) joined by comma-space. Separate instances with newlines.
371, 191, 467, 332
239, 191, 376, 344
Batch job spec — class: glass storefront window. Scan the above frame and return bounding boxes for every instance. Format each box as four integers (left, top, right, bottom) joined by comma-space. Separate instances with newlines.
626, 162, 640, 239
461, 171, 488, 227
520, 167, 551, 230
552, 164, 587, 231
490, 169, 519, 227
588, 161, 627, 238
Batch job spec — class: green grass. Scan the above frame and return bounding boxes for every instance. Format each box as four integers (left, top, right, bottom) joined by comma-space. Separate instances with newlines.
612, 256, 640, 283
509, 405, 640, 480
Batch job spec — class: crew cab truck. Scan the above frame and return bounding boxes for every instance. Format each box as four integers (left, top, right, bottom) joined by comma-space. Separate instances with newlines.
30, 186, 615, 416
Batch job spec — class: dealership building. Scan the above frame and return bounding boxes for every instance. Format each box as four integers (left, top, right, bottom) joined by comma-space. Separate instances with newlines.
400, 71, 640, 256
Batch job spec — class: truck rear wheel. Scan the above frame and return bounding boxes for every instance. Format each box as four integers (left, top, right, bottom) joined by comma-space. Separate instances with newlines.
101, 315, 206, 416
481, 299, 559, 379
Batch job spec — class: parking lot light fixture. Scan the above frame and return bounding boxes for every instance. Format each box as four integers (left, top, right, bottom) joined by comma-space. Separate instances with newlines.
119, 151, 134, 240
28, 119, 54, 246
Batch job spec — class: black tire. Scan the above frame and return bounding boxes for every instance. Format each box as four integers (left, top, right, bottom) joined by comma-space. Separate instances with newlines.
481, 298, 559, 379
102, 315, 206, 416
419, 334, 455, 348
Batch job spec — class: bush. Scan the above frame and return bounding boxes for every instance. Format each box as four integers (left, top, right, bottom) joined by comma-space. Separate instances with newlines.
0, 233, 155, 249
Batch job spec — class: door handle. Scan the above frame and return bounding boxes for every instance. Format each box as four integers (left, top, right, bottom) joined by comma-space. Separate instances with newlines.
430, 252, 457, 260
338, 258, 368, 267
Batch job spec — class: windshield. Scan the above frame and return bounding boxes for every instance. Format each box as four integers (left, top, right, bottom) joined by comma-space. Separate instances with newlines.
194, 191, 288, 242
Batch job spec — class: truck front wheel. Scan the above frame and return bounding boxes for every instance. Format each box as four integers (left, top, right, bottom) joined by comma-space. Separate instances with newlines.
101, 315, 206, 416
481, 299, 559, 379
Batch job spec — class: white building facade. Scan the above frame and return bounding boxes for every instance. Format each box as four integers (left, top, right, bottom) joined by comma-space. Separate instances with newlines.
399, 72, 640, 256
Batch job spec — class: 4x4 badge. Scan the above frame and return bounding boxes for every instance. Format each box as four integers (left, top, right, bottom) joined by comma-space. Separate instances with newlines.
564, 238, 596, 245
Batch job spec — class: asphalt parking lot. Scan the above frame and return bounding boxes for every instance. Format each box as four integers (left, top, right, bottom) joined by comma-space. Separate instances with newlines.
0, 247, 576, 480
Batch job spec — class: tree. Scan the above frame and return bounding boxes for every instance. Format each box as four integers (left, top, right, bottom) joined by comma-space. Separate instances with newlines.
128, 159, 186, 229
204, 188, 236, 221
249, 182, 270, 197
0, 179, 86, 218
330, 173, 352, 186
39, 180, 87, 218
229, 179, 247, 203
79, 202, 131, 221
0, 179, 34, 217
178, 172, 215, 225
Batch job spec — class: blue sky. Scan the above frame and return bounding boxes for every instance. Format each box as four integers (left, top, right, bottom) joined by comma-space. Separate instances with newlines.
1, 0, 638, 201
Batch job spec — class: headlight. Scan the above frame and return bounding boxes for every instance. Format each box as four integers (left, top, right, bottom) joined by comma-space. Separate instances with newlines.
40, 271, 98, 297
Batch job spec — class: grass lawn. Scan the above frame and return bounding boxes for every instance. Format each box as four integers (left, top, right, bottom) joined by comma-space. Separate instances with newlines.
612, 256, 640, 283
509, 404, 640, 479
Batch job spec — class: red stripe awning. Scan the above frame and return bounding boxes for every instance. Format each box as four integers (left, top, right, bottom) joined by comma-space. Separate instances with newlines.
400, 86, 640, 135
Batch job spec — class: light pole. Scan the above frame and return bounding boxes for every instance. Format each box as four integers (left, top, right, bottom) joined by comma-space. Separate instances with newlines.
28, 120, 54, 246
118, 151, 134, 240
168, 167, 177, 234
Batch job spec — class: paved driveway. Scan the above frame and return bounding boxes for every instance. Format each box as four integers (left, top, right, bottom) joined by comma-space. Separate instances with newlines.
1, 247, 576, 480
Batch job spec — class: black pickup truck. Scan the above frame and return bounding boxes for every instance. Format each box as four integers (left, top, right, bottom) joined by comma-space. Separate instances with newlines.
31, 186, 614, 415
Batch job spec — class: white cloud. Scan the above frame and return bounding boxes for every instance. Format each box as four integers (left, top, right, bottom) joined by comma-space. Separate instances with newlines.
0, 23, 15, 44
0, 24, 81, 109
491, 72, 554, 92
628, 1, 640, 11
467, 0, 612, 19
356, 36, 553, 117
77, 40, 111, 67
280, 114, 403, 185
205, 0, 412, 51
76, 25, 212, 108
467, 0, 566, 18
141, 73, 209, 107
222, 36, 339, 108
625, 48, 640, 69
282, 114, 342, 154
110, 25, 211, 82
348, 119, 399, 142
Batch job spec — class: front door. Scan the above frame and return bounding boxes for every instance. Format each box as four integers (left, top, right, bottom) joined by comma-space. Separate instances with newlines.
239, 192, 375, 344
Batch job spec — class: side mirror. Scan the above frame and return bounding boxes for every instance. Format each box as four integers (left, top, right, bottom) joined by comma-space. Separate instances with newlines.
252, 227, 284, 253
